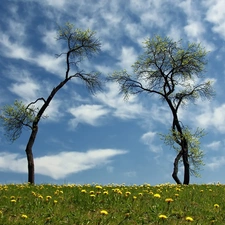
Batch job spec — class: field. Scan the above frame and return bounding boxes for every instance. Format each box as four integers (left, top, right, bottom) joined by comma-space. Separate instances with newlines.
0, 183, 224, 224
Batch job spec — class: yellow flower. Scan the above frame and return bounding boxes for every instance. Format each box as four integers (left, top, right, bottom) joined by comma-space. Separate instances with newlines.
96, 185, 102, 189
138, 193, 143, 196
103, 191, 108, 195
100, 210, 108, 215
214, 204, 219, 208
186, 216, 194, 222
159, 214, 168, 219
21, 214, 28, 219
38, 195, 43, 199
125, 191, 131, 196
154, 193, 161, 198
10, 199, 16, 203
90, 194, 95, 198
165, 198, 174, 203
10, 196, 16, 199
53, 200, 58, 204
81, 189, 87, 193
89, 190, 95, 194
46, 196, 52, 200
133, 196, 137, 200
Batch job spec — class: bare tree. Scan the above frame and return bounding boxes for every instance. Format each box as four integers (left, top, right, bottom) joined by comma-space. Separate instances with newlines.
0, 23, 102, 184
110, 35, 214, 184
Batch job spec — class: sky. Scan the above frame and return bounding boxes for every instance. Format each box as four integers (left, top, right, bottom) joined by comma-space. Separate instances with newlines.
0, 0, 225, 185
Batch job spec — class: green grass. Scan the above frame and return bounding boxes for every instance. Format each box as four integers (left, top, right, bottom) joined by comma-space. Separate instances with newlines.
0, 183, 224, 224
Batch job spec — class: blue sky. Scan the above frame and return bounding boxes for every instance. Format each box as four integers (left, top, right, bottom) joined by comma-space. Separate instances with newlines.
0, 0, 225, 185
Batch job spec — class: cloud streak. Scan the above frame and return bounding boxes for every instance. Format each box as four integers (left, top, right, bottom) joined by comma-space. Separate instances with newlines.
0, 149, 127, 179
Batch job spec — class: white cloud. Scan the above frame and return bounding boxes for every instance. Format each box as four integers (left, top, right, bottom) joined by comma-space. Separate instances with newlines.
8, 74, 40, 102
117, 47, 137, 71
206, 156, 225, 171
141, 131, 162, 153
195, 104, 225, 133
0, 149, 127, 179
204, 0, 225, 40
94, 82, 145, 120
0, 33, 31, 60
68, 104, 109, 127
205, 141, 221, 151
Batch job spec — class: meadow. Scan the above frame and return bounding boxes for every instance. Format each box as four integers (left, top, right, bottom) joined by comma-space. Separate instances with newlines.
0, 183, 224, 224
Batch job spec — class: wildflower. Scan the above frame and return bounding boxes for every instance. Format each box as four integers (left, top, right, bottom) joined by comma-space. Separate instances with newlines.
186, 216, 194, 222
38, 195, 43, 199
154, 193, 161, 198
89, 190, 95, 194
10, 196, 16, 199
59, 190, 63, 194
96, 185, 102, 189
214, 204, 219, 208
53, 200, 58, 204
90, 194, 95, 198
21, 214, 28, 219
159, 214, 168, 219
138, 193, 143, 196
133, 196, 137, 200
125, 191, 131, 196
46, 196, 52, 200
100, 210, 108, 215
103, 191, 108, 195
165, 198, 174, 203
81, 189, 87, 193
10, 199, 16, 203
175, 193, 179, 197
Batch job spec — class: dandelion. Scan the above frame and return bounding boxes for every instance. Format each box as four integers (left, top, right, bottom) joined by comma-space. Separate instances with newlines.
159, 214, 168, 219
154, 193, 161, 198
81, 189, 87, 193
125, 191, 131, 196
186, 216, 194, 222
133, 196, 137, 200
214, 204, 219, 208
53, 200, 58, 204
100, 210, 108, 215
96, 185, 102, 189
10, 199, 16, 203
89, 190, 95, 194
10, 196, 16, 199
165, 198, 173, 203
46, 196, 52, 200
90, 194, 95, 198
175, 193, 179, 197
38, 195, 43, 199
21, 214, 28, 219
103, 191, 108, 195
138, 193, 143, 196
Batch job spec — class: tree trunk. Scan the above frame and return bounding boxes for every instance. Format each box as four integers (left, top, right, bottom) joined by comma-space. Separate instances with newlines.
25, 125, 38, 184
172, 150, 182, 184
182, 140, 190, 185
24, 78, 71, 184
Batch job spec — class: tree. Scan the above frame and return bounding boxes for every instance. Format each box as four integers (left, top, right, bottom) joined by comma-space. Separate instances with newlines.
110, 35, 214, 185
0, 23, 102, 184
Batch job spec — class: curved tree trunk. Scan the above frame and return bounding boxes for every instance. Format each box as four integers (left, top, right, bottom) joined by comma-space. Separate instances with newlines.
166, 99, 190, 185
172, 150, 182, 184
25, 78, 71, 184
25, 125, 38, 184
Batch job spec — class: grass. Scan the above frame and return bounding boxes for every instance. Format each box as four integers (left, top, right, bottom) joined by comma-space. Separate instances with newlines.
0, 183, 224, 224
